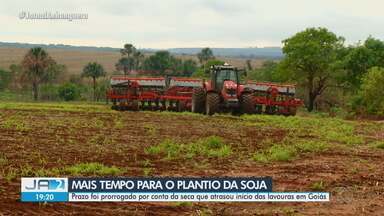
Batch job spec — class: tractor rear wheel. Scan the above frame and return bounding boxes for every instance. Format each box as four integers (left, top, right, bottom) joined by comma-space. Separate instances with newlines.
255, 105, 262, 114
288, 106, 297, 116
241, 93, 254, 114
177, 101, 186, 112
192, 88, 205, 113
206, 92, 220, 115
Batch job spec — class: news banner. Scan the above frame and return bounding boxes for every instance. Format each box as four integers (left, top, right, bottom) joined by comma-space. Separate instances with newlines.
21, 177, 329, 202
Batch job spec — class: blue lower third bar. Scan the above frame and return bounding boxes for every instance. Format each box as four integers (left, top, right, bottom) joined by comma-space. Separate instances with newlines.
21, 192, 68, 202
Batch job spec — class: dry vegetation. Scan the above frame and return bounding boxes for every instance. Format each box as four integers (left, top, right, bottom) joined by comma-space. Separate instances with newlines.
0, 47, 265, 76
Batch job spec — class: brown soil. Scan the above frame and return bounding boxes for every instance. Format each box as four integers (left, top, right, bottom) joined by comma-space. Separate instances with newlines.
0, 109, 383, 215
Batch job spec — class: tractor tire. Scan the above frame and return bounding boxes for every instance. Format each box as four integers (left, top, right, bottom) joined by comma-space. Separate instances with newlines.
288, 107, 297, 116
192, 88, 205, 113
131, 100, 139, 111
177, 101, 186, 112
255, 105, 262, 114
241, 93, 254, 114
205, 92, 220, 115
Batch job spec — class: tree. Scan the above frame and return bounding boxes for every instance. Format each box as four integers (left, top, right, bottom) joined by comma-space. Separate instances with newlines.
82, 62, 106, 101
343, 37, 384, 90
142, 51, 197, 76
197, 47, 214, 65
133, 51, 145, 69
282, 27, 345, 111
120, 44, 136, 57
247, 60, 288, 82
354, 67, 384, 115
192, 59, 225, 78
246, 59, 253, 71
364, 37, 384, 66
116, 44, 144, 74
142, 51, 175, 75
21, 47, 59, 100
343, 46, 374, 90
169, 57, 183, 76
58, 83, 80, 101
182, 59, 198, 76
0, 68, 12, 90
204, 59, 225, 73
115, 57, 134, 75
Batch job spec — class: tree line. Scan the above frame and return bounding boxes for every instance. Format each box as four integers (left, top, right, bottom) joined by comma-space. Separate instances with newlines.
114, 44, 199, 77
0, 45, 202, 102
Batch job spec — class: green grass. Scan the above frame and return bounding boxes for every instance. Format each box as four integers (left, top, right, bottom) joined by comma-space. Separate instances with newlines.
145, 136, 232, 161
1, 163, 122, 180
153, 111, 203, 117
242, 114, 368, 146
145, 139, 182, 160
295, 140, 329, 153
143, 167, 153, 176
375, 141, 384, 149
188, 136, 232, 158
63, 163, 123, 176
0, 101, 112, 113
0, 153, 8, 166
88, 135, 115, 146
143, 123, 158, 136
253, 144, 297, 162
0, 115, 30, 132
253, 139, 330, 163
3, 168, 18, 182
0, 91, 33, 102
310, 181, 326, 191
173, 202, 193, 207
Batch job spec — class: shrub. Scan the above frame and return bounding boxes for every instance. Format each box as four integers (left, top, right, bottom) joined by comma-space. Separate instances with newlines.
39, 84, 60, 100
58, 83, 81, 101
353, 67, 384, 115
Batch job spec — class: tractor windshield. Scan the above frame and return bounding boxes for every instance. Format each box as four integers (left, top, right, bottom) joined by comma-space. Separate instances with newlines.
215, 69, 238, 91
217, 69, 238, 84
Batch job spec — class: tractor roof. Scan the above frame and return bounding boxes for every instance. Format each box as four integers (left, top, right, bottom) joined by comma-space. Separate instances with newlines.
210, 63, 236, 70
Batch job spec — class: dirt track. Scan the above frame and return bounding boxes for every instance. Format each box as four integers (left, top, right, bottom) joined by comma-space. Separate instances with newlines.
0, 107, 383, 215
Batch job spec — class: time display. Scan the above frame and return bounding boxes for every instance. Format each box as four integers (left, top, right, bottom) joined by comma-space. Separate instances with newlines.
35, 193, 55, 201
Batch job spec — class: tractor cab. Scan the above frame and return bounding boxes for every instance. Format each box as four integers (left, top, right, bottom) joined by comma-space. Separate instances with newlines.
210, 63, 240, 93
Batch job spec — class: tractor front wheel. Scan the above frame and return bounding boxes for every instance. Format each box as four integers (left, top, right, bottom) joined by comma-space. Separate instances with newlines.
206, 92, 220, 115
241, 93, 254, 114
192, 88, 205, 113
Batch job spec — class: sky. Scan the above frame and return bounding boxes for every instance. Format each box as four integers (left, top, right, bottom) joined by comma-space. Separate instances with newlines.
0, 0, 382, 49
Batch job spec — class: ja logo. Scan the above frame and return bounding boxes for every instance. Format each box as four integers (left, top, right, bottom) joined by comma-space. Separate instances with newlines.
25, 179, 65, 190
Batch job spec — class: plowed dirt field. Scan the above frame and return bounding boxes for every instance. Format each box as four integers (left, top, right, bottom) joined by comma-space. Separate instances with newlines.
0, 102, 383, 215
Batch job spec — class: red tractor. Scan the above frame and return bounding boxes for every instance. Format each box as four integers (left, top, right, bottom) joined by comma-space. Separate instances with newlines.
191, 64, 253, 115
191, 63, 302, 115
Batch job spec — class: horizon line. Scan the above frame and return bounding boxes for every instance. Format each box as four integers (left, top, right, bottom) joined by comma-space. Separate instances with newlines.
0, 41, 283, 50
